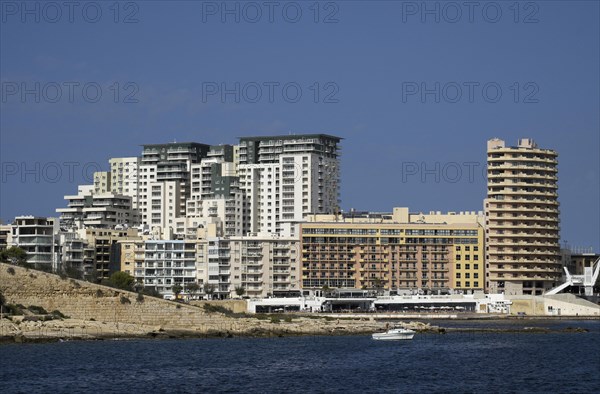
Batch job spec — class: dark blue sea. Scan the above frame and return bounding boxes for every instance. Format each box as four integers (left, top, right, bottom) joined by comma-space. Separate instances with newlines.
1, 320, 599, 393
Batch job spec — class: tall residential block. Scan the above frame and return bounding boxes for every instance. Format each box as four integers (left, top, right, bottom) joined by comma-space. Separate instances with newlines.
109, 157, 141, 210
139, 142, 211, 233
187, 145, 245, 237
485, 138, 561, 295
93, 171, 111, 194
238, 134, 341, 234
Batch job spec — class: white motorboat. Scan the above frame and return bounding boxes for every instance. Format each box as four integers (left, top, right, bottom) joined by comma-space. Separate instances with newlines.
372, 328, 415, 340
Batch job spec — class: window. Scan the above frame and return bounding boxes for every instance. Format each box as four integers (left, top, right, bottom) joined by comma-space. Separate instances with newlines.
465, 281, 470, 287
456, 255, 461, 261
465, 255, 470, 260
456, 246, 461, 251
474, 281, 479, 287
465, 264, 470, 270
474, 264, 479, 270
456, 281, 461, 287
456, 264, 461, 270
455, 273, 461, 278
474, 255, 479, 261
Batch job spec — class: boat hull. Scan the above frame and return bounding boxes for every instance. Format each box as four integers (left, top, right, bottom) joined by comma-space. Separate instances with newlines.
372, 329, 415, 340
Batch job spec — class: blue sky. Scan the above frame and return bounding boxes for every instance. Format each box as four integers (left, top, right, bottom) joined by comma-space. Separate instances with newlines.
1, 1, 598, 251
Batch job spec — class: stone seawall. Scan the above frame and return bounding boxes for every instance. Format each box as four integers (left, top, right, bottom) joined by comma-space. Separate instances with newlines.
191, 300, 248, 314
0, 263, 237, 331
507, 294, 600, 317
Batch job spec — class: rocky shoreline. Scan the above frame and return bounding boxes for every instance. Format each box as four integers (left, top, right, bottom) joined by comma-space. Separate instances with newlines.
0, 317, 442, 344
1, 316, 592, 344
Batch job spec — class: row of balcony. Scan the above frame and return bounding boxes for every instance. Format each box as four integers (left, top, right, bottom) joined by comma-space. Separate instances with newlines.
489, 274, 558, 281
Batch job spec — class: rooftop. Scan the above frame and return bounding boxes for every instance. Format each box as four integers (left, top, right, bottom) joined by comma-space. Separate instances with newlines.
238, 134, 342, 142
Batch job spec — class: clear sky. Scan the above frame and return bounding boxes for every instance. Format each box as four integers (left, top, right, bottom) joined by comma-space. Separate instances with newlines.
1, 1, 598, 251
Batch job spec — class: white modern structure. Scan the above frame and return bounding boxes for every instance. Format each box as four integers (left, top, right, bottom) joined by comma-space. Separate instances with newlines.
11, 216, 59, 270
546, 256, 600, 296
196, 233, 301, 299
57, 185, 139, 229
93, 171, 111, 194
135, 240, 197, 296
138, 142, 211, 236
238, 134, 341, 234
109, 157, 141, 210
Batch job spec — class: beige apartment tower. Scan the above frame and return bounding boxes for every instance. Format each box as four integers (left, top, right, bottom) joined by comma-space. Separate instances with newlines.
485, 138, 561, 295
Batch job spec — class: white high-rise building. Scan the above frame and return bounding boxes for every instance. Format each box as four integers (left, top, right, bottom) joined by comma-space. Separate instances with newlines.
237, 134, 341, 234
186, 146, 245, 237
109, 157, 141, 210
138, 143, 211, 235
93, 171, 111, 194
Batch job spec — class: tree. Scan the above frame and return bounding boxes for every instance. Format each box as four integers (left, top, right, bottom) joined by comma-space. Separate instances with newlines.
185, 282, 200, 299
107, 271, 135, 290
84, 266, 101, 283
235, 286, 246, 298
142, 286, 161, 298
64, 264, 83, 280
372, 278, 385, 295
203, 283, 215, 299
172, 284, 183, 298
0, 247, 28, 266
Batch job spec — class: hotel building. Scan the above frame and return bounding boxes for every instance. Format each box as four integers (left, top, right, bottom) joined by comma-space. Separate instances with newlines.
485, 138, 561, 295
301, 208, 485, 294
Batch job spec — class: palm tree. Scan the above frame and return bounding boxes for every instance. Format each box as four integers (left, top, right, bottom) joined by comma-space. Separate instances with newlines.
372, 278, 385, 296
172, 284, 183, 299
0, 246, 28, 266
235, 286, 246, 298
